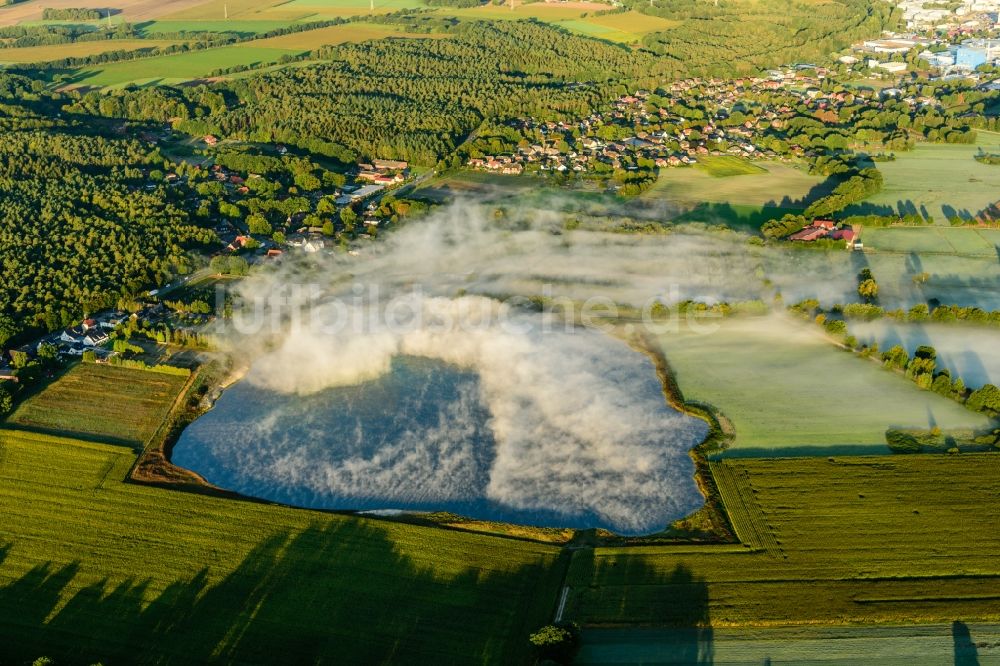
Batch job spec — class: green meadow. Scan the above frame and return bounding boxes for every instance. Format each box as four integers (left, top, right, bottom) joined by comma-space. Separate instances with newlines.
657, 316, 991, 454
863, 226, 1000, 257
138, 19, 300, 34
644, 159, 833, 229
67, 45, 302, 87
848, 131, 1000, 223
577, 624, 1000, 664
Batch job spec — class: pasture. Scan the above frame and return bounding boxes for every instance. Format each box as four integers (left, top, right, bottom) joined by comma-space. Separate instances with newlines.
847, 131, 1000, 224
0, 39, 176, 63
657, 316, 991, 453
863, 250, 1000, 311
863, 226, 1000, 257
0, 430, 565, 664
245, 21, 444, 48
138, 18, 298, 33
65, 44, 301, 87
6, 363, 188, 448
645, 160, 828, 206
556, 11, 677, 44
695, 155, 767, 177
564, 454, 1000, 628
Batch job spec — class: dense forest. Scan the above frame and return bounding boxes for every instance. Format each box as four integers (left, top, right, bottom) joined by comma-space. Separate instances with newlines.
70, 20, 663, 165
0, 74, 214, 342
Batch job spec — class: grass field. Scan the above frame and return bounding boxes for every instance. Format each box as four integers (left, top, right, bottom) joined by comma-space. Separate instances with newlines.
863, 226, 1000, 257
657, 316, 991, 454
0, 430, 565, 664
695, 155, 768, 178
577, 623, 1000, 664
6, 363, 189, 448
245, 21, 444, 48
564, 454, 1000, 629
862, 249, 1000, 311
537, 10, 678, 43
0, 39, 176, 63
66, 44, 302, 87
137, 18, 299, 33
642, 157, 830, 209
847, 131, 1000, 224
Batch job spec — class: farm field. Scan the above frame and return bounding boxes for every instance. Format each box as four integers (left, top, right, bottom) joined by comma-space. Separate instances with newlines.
531, 10, 678, 43
657, 316, 991, 453
0, 0, 208, 26
161, 0, 302, 20
6, 363, 188, 448
0, 39, 176, 63
138, 18, 299, 34
576, 623, 1000, 664
864, 226, 1000, 257
695, 155, 767, 177
0, 430, 565, 664
847, 131, 1000, 223
863, 250, 1000, 311
245, 21, 445, 48
645, 159, 829, 207
227, 0, 426, 20
563, 454, 1000, 628
65, 44, 302, 87
430, 0, 608, 21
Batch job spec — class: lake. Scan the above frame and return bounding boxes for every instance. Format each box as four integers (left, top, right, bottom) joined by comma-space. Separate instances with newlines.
173, 350, 708, 535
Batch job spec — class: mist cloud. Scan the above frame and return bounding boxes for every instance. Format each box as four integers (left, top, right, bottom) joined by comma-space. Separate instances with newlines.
182, 201, 875, 533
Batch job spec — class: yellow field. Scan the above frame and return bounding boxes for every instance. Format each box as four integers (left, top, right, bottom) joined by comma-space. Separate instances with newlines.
0, 39, 176, 63
244, 22, 444, 48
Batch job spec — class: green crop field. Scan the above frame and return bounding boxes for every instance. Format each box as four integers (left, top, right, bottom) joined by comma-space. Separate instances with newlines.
548, 11, 678, 44
695, 155, 768, 177
657, 316, 991, 454
563, 454, 1000, 630
576, 623, 1000, 664
246, 21, 443, 48
67, 44, 302, 87
0, 430, 565, 665
847, 131, 1000, 224
863, 226, 1000, 257
6, 363, 188, 447
138, 19, 299, 34
644, 159, 831, 210
862, 249, 1000, 311
0, 39, 177, 63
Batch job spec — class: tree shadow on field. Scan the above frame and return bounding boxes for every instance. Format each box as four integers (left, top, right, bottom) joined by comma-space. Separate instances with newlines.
570, 551, 714, 664
953, 621, 980, 666
0, 521, 561, 665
